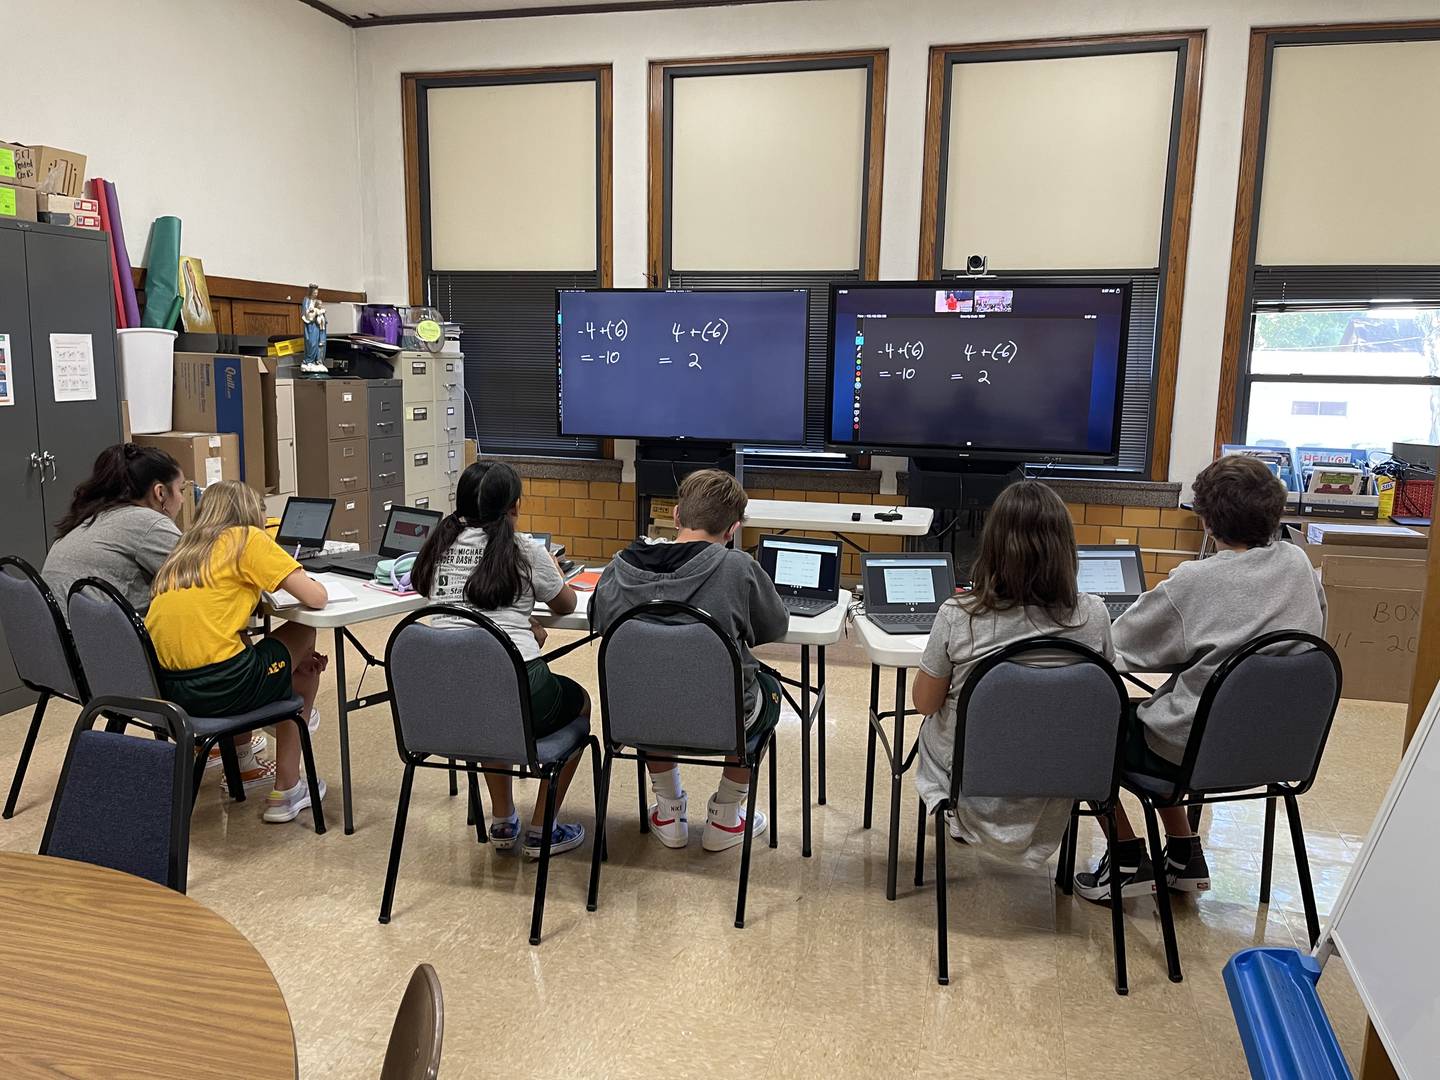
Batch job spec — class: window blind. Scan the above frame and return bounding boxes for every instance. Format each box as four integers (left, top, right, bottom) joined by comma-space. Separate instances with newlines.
427, 270, 602, 457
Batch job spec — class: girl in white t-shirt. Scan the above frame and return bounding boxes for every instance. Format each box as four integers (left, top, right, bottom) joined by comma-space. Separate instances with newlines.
411, 462, 590, 859
911, 481, 1114, 867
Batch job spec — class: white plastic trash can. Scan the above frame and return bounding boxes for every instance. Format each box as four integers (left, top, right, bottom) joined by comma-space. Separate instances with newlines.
116, 328, 177, 434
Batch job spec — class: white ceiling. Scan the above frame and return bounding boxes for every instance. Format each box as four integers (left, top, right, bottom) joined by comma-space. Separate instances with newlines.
326, 0, 717, 19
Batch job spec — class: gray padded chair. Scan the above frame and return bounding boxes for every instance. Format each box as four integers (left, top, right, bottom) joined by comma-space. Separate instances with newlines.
66, 578, 325, 833
1122, 630, 1342, 984
378, 605, 599, 945
40, 695, 194, 892
0, 556, 89, 818
586, 600, 779, 930
926, 637, 1130, 991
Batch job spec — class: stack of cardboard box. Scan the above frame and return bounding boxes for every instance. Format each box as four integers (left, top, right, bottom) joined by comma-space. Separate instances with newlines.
0, 142, 87, 223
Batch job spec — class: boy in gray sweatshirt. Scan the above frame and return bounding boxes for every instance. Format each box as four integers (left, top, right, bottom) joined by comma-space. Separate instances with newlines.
592, 469, 788, 852
1077, 454, 1326, 902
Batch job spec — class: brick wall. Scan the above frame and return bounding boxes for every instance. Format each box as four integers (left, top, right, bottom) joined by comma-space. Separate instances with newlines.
512, 476, 1199, 592
1067, 503, 1202, 590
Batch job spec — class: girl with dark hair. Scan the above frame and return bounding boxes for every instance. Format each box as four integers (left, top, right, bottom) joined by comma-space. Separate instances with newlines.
412, 462, 592, 858
909, 480, 1114, 866
43, 442, 186, 614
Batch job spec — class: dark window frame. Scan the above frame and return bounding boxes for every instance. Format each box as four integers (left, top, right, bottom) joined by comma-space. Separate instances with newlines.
921, 33, 1204, 480
652, 51, 887, 461
407, 65, 612, 457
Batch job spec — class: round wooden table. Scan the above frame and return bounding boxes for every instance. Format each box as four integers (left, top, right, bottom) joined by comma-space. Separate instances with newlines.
0, 851, 296, 1079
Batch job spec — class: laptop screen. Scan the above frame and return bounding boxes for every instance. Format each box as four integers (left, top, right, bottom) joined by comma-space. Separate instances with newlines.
381, 506, 443, 557
862, 555, 955, 612
757, 536, 841, 599
276, 497, 334, 549
1076, 545, 1145, 597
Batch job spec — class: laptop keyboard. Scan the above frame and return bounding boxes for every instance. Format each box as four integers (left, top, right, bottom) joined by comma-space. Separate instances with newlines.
869, 613, 936, 634
1104, 600, 1134, 620
783, 597, 836, 616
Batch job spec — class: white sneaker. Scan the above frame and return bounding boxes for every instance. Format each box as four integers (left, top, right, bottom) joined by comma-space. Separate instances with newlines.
262, 778, 326, 824
308, 707, 321, 734
703, 794, 767, 852
647, 793, 689, 848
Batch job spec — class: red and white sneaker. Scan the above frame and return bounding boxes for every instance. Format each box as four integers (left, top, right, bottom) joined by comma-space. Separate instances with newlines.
648, 793, 689, 848
702, 794, 767, 852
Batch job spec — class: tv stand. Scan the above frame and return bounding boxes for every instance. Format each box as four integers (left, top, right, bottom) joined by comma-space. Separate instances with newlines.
908, 457, 1023, 512
633, 439, 743, 540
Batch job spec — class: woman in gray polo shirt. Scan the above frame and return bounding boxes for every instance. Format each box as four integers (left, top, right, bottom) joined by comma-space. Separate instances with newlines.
43, 443, 185, 613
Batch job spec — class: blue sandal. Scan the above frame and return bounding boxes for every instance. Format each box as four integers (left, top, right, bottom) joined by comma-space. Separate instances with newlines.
523, 822, 586, 860
489, 812, 521, 851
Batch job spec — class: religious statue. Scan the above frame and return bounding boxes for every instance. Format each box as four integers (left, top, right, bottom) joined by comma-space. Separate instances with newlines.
300, 283, 328, 376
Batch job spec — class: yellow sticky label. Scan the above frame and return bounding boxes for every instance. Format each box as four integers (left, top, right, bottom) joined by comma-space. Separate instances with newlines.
416, 319, 442, 343
0, 149, 14, 178
0, 188, 14, 217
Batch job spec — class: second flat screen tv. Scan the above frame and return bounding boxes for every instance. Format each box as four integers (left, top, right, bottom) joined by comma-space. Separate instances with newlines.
827, 280, 1131, 461
557, 289, 809, 443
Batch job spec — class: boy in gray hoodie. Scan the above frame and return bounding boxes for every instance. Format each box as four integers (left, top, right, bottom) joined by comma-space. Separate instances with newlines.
592, 469, 788, 852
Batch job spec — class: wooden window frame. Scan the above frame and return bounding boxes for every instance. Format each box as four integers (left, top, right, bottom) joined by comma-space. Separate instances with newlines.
1213, 19, 1440, 456
918, 31, 1205, 482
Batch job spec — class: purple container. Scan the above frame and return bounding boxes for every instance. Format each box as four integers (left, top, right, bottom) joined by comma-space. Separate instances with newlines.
360, 304, 401, 345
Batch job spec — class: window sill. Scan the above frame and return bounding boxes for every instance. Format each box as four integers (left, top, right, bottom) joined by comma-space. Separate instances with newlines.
475, 454, 623, 484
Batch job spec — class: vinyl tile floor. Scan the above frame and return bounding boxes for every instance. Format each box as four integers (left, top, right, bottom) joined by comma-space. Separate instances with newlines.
0, 621, 1405, 1078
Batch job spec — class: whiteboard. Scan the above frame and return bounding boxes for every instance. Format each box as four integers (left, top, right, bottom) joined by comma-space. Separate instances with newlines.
1319, 681, 1440, 1079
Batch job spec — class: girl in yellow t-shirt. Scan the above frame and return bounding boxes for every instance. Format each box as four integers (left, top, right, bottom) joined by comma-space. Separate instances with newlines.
146, 481, 331, 824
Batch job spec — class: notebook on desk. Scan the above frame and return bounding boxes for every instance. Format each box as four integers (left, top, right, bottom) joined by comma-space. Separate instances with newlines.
860, 552, 955, 635
1076, 544, 1146, 620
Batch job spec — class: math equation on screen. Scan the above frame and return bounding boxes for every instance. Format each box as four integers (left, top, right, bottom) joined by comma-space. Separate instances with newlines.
872, 339, 1019, 388
573, 317, 732, 372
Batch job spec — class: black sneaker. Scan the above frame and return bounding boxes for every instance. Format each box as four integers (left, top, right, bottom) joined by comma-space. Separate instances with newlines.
1164, 837, 1211, 893
1074, 842, 1156, 902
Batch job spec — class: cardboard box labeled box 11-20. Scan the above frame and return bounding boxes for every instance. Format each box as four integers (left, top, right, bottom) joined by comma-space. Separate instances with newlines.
171, 353, 280, 494
134, 431, 241, 490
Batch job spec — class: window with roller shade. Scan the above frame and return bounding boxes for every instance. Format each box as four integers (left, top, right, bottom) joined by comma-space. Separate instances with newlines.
922, 38, 1201, 478
414, 69, 610, 456
655, 54, 886, 456
1229, 32, 1440, 453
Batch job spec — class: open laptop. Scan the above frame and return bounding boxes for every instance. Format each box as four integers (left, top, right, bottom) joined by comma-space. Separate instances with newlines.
756, 535, 842, 617
1076, 544, 1146, 620
275, 497, 335, 563
526, 532, 582, 581
861, 552, 956, 635
326, 505, 444, 580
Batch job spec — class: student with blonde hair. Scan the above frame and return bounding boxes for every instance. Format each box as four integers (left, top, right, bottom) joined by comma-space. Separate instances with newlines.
146, 481, 331, 823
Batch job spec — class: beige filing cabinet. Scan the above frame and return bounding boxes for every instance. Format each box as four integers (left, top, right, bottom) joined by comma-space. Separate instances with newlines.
293, 377, 404, 549
397, 350, 465, 515
264, 379, 298, 521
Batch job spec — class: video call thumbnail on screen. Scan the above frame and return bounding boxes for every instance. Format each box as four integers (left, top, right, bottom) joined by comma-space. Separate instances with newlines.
829, 282, 1129, 460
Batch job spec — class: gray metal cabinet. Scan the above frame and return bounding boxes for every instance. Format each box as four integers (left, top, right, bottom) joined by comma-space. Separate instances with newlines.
0, 219, 122, 712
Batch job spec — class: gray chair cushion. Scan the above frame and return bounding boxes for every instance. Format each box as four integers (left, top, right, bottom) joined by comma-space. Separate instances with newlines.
1123, 769, 1177, 801
960, 660, 1122, 802
187, 696, 304, 738
535, 716, 590, 765
1188, 649, 1339, 791
390, 620, 530, 762
0, 566, 79, 698
44, 730, 178, 887
67, 587, 160, 701
602, 617, 740, 755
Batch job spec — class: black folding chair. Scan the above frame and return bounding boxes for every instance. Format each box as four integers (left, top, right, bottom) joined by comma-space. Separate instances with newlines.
587, 600, 779, 930
1122, 630, 1342, 983
40, 695, 194, 891
378, 605, 600, 946
0, 556, 89, 818
66, 578, 325, 833
927, 638, 1131, 992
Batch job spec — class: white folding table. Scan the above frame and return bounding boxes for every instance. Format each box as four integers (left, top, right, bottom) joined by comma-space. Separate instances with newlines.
744, 499, 932, 553
849, 612, 930, 901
